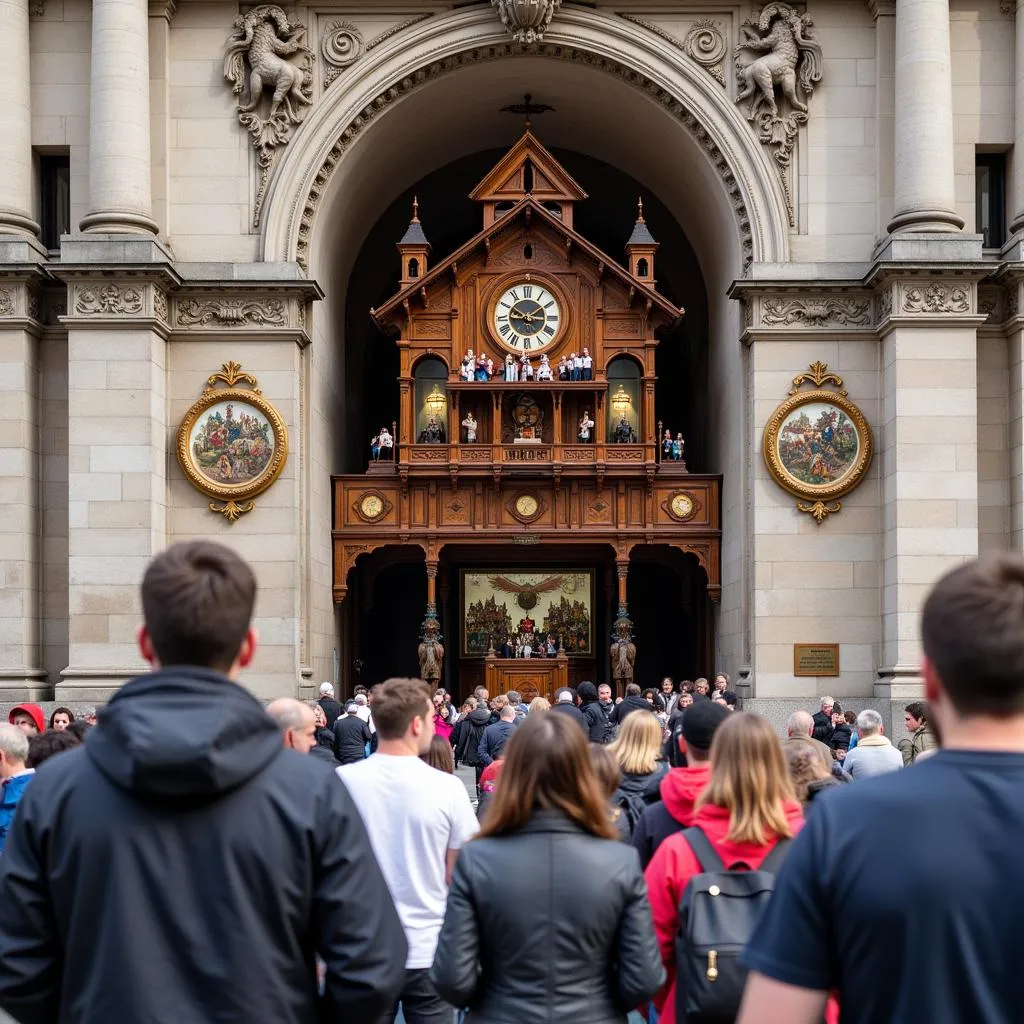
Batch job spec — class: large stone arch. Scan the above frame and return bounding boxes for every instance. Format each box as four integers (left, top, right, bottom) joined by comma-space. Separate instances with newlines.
260, 6, 791, 276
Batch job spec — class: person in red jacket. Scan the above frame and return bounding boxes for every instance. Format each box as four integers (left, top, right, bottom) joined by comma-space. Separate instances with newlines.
643, 713, 807, 1024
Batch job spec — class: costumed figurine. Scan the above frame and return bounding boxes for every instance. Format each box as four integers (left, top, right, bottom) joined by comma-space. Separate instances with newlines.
536, 354, 552, 381
610, 617, 636, 689
578, 410, 595, 443
544, 632, 559, 657
569, 352, 580, 381
486, 356, 494, 377
581, 347, 593, 381
558, 355, 569, 381
461, 410, 478, 443
613, 415, 635, 444
673, 433, 685, 461
371, 426, 393, 461
460, 349, 475, 382
521, 354, 534, 380
505, 353, 518, 381
662, 428, 673, 460
419, 416, 445, 443
417, 618, 444, 688
475, 352, 491, 381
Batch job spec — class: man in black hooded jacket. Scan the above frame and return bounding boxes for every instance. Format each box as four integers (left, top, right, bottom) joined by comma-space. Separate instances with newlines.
577, 681, 608, 743
0, 540, 407, 1024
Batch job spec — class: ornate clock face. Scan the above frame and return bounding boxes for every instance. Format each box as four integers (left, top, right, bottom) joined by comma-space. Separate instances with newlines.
493, 282, 561, 353
360, 494, 384, 520
515, 494, 539, 518
670, 492, 695, 520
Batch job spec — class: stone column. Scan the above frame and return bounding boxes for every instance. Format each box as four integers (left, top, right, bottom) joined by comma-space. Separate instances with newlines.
1008, 280, 1024, 551
870, 0, 897, 237
1008, 0, 1024, 240
886, 0, 964, 234
79, 0, 159, 235
0, 0, 39, 236
877, 277, 982, 699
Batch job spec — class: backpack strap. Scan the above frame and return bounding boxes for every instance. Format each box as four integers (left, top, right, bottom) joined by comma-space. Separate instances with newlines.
681, 826, 726, 873
757, 838, 792, 875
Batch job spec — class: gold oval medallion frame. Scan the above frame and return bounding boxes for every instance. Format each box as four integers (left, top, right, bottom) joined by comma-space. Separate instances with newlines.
177, 362, 289, 521
762, 387, 873, 521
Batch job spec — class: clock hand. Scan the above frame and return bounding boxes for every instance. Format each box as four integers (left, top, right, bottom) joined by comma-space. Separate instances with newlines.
509, 309, 526, 320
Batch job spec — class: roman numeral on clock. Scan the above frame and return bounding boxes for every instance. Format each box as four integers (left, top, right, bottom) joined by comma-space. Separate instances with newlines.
523, 285, 533, 298
542, 324, 555, 336
499, 323, 511, 336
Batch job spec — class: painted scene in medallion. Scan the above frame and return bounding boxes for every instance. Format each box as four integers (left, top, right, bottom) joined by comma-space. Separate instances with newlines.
188, 400, 276, 486
462, 570, 593, 656
776, 401, 860, 487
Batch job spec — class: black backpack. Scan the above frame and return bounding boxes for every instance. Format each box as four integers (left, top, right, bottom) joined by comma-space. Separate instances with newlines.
611, 786, 648, 839
674, 826, 790, 1024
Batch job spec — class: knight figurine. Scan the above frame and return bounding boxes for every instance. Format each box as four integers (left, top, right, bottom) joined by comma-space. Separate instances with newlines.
610, 616, 636, 689
418, 617, 444, 687
613, 415, 635, 444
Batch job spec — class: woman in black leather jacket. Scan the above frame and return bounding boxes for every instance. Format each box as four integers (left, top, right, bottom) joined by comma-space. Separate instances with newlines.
430, 712, 664, 1023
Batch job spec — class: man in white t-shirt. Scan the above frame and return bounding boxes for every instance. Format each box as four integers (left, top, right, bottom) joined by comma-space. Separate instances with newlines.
338, 677, 478, 1024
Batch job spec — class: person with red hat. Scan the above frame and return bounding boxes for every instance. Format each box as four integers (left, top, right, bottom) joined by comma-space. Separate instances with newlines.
8, 704, 44, 736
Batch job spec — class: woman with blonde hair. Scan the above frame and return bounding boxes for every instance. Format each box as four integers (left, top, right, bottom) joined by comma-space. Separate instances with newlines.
431, 711, 663, 1022
528, 695, 550, 713
785, 741, 839, 808
607, 709, 669, 835
643, 713, 806, 1024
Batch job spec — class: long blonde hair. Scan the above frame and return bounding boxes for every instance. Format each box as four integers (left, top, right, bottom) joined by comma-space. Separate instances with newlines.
608, 710, 663, 775
697, 713, 797, 845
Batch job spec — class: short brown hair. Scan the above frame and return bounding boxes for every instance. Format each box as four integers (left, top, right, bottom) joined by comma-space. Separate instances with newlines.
477, 711, 617, 840
625, 683, 641, 696
371, 678, 432, 740
490, 694, 509, 711
141, 541, 256, 671
922, 554, 1024, 717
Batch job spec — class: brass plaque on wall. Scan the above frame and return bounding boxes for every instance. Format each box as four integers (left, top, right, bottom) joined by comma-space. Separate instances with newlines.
793, 643, 840, 677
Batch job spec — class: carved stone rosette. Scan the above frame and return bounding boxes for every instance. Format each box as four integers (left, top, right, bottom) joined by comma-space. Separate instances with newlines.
491, 0, 561, 45
224, 5, 314, 227
684, 20, 728, 87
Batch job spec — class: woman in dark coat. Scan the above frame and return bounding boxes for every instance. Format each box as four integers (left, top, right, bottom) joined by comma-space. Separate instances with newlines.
430, 712, 663, 1023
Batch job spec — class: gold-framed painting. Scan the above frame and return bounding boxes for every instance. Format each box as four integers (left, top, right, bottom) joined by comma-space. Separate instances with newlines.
762, 362, 873, 523
461, 569, 594, 657
177, 361, 288, 521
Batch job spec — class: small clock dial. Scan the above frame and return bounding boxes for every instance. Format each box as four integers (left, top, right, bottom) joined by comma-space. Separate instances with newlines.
515, 494, 539, 518
494, 282, 561, 353
670, 493, 695, 520
360, 494, 384, 519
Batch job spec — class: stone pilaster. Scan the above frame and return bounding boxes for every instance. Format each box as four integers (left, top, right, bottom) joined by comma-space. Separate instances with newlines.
0, 272, 46, 699
79, 0, 159, 235
886, 0, 964, 234
869, 0, 897, 238
1006, 276, 1024, 551
0, 0, 39, 237
874, 273, 985, 697
1007, 0, 1024, 242
54, 258, 176, 700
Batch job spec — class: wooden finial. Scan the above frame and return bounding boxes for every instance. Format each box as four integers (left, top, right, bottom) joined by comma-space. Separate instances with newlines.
412, 196, 420, 222
636, 196, 645, 222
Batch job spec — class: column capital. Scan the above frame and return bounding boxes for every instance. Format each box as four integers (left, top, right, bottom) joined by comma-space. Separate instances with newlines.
866, 0, 896, 18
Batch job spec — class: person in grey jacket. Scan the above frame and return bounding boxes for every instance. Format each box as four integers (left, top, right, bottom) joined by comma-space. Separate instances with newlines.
842, 709, 904, 779
431, 711, 663, 1024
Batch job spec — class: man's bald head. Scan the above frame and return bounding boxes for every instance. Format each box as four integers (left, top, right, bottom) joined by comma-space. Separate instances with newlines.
787, 710, 815, 738
267, 698, 316, 754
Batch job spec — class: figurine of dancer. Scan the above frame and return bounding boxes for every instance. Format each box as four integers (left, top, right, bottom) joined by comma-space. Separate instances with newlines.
662, 428, 673, 460
536, 354, 552, 381
521, 354, 534, 380
505, 353, 518, 381
371, 426, 393, 461
673, 433, 685, 461
475, 352, 491, 381
581, 347, 593, 381
569, 352, 580, 382
578, 410, 595, 443
460, 349, 475, 382
462, 410, 478, 443
558, 355, 569, 381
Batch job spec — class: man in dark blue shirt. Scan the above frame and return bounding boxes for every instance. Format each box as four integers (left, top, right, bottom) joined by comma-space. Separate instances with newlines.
739, 553, 1024, 1024
477, 702, 517, 766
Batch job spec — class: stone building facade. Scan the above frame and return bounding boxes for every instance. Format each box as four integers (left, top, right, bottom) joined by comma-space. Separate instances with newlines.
0, 0, 1019, 726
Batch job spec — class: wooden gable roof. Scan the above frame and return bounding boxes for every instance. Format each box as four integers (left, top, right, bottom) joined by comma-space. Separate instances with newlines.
468, 130, 589, 204
371, 196, 683, 328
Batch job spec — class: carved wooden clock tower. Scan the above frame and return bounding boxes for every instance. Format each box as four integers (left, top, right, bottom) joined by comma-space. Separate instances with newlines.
333, 128, 722, 696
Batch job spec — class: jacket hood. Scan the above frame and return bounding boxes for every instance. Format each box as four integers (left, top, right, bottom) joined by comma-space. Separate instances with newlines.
467, 707, 492, 725
692, 799, 805, 866
9, 703, 45, 733
619, 763, 668, 801
577, 682, 598, 704
660, 763, 711, 822
87, 668, 283, 802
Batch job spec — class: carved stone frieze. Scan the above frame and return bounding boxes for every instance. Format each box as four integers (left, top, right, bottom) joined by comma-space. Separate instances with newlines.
684, 20, 728, 87
74, 284, 143, 316
491, 0, 561, 45
224, 5, 314, 227
978, 285, 1002, 324
321, 21, 363, 88
0, 288, 14, 317
153, 289, 169, 324
901, 281, 972, 315
735, 3, 823, 224
176, 298, 287, 328
761, 296, 871, 327
877, 285, 893, 322
294, 44, 755, 272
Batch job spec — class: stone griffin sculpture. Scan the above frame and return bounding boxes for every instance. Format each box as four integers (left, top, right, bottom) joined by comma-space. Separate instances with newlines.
734, 3, 823, 223
224, 5, 314, 228
609, 616, 636, 689
418, 616, 444, 687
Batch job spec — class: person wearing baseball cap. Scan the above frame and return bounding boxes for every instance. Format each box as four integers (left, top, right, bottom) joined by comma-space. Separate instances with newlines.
8, 704, 45, 736
631, 700, 730, 868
